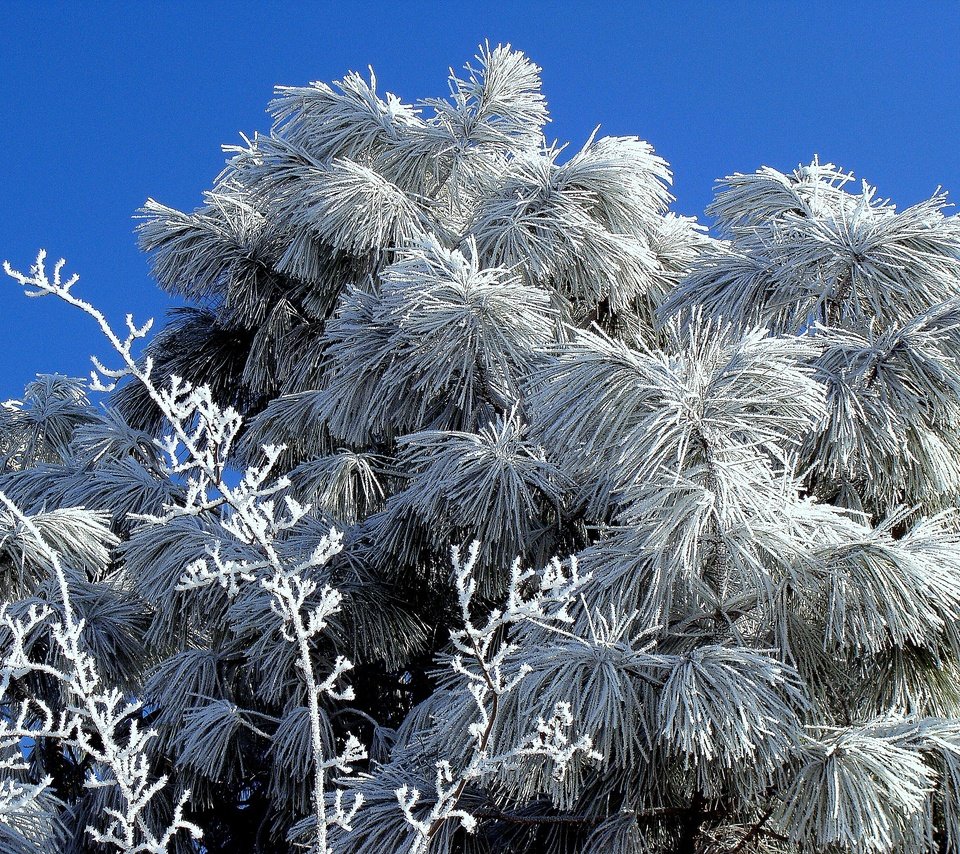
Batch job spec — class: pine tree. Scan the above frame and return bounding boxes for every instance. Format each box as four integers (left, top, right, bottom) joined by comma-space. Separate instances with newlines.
3, 44, 960, 853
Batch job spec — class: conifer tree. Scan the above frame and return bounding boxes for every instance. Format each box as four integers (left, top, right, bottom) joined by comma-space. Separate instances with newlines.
3, 44, 960, 854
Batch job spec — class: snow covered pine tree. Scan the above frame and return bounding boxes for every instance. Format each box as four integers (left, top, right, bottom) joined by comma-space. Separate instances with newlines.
3, 43, 960, 854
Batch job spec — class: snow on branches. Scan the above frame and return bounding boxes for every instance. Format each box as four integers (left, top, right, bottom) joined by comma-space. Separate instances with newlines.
5, 42, 960, 854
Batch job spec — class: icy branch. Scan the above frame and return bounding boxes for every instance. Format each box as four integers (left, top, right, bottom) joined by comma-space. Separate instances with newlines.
396, 544, 599, 848
4, 253, 360, 854
0, 492, 202, 852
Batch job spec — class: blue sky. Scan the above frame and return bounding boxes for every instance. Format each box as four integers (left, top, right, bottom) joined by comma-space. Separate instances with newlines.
2, 2, 959, 401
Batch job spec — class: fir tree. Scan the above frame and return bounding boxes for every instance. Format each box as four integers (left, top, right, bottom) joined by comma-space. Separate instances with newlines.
3, 44, 960, 854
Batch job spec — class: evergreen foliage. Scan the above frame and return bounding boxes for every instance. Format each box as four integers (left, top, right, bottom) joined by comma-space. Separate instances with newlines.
2, 44, 960, 853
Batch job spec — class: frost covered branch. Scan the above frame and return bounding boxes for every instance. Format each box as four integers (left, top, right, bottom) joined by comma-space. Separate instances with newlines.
394, 544, 601, 851
0, 491, 201, 852
4, 253, 364, 854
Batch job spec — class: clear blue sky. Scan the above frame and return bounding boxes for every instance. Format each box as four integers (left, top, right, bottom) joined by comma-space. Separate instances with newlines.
2, 1, 959, 401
